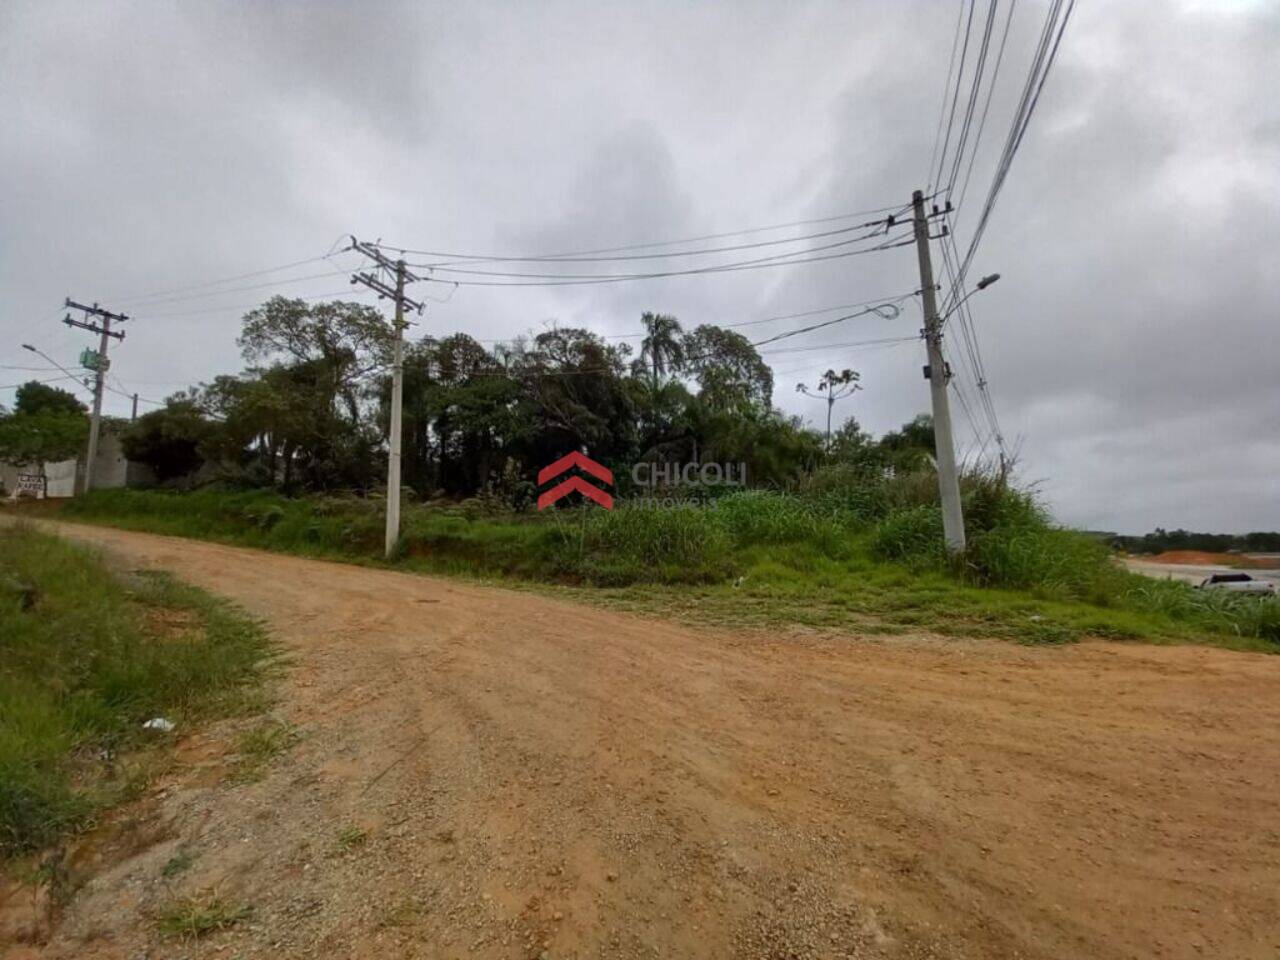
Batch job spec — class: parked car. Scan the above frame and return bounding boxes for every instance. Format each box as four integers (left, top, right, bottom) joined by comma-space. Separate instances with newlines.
1197, 573, 1275, 595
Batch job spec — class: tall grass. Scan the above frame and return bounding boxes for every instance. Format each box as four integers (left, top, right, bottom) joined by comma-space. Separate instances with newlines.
62, 480, 1280, 647
0, 524, 271, 855
570, 505, 734, 585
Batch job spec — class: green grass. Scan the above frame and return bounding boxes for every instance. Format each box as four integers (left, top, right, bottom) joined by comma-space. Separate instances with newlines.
155, 893, 251, 939
554, 540, 1272, 649
229, 720, 296, 783
335, 825, 368, 851
161, 847, 196, 878
0, 522, 273, 857
58, 485, 1280, 651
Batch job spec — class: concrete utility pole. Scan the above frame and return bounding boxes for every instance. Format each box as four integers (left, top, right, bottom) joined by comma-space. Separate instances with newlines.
63, 299, 127, 495
349, 238, 423, 558
131, 393, 138, 421
910, 190, 966, 555
386, 260, 407, 558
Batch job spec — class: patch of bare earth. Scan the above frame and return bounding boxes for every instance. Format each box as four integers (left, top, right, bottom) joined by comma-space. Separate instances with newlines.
6, 520, 1280, 960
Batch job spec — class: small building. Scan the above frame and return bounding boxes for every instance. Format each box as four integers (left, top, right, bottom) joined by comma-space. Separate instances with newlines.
1, 426, 152, 498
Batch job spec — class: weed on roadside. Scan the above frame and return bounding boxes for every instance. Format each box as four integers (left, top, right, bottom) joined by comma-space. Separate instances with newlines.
335, 825, 368, 852
155, 892, 251, 939
229, 721, 297, 783
0, 524, 274, 857
161, 848, 195, 878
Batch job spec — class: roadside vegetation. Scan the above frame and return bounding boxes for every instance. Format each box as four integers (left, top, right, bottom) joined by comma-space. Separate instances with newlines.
12, 294, 1278, 652
62, 471, 1280, 650
0, 524, 272, 857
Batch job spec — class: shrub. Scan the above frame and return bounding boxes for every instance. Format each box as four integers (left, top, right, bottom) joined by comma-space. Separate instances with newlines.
796, 464, 891, 524
714, 490, 823, 544
569, 505, 734, 584
1127, 578, 1280, 641
967, 524, 1124, 602
871, 506, 946, 566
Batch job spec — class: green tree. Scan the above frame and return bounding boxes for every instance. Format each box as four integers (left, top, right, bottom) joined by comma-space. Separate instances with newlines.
0, 411, 87, 466
828, 417, 878, 466
682, 325, 773, 412
512, 327, 637, 468
121, 400, 216, 482
637, 312, 685, 391
878, 414, 936, 471
796, 368, 861, 449
235, 297, 393, 490
634, 312, 686, 447
14, 381, 86, 417
385, 334, 526, 497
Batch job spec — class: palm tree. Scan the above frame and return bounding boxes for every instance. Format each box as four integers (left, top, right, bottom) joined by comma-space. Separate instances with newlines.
638, 312, 685, 394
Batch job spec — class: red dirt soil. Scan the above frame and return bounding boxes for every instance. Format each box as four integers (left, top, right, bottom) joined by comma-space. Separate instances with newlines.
8, 521, 1280, 960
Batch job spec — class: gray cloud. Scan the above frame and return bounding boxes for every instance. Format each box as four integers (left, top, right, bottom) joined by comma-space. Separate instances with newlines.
2, 0, 1275, 533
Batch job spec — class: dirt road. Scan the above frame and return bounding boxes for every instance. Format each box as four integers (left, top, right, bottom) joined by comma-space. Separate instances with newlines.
11, 522, 1280, 959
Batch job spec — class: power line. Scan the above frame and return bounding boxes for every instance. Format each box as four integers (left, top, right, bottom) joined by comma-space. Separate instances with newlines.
939, 233, 1000, 438
0, 374, 83, 391
750, 302, 905, 349
954, 0, 1019, 215
946, 0, 1075, 302
942, 0, 1001, 198
109, 253, 338, 306
756, 335, 919, 358
927, 0, 969, 191
446, 292, 917, 347
372, 200, 916, 263
410, 223, 907, 279
116, 267, 356, 309
417, 233, 918, 288
424, 333, 919, 380
130, 286, 378, 321
933, 0, 977, 192
405, 218, 906, 268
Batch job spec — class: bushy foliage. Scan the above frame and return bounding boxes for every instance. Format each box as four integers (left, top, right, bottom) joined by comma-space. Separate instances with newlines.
571, 505, 734, 584
870, 505, 946, 566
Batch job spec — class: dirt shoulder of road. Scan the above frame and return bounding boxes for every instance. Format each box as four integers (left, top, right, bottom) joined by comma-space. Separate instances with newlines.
7, 520, 1280, 960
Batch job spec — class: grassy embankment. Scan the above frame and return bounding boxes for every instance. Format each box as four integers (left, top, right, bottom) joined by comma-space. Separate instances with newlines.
0, 523, 272, 857
59, 473, 1280, 650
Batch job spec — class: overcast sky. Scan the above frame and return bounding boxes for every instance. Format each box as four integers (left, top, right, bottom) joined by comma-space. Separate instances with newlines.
2, 0, 1276, 533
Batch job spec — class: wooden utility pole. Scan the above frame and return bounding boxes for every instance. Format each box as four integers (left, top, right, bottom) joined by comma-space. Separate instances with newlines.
63, 299, 127, 494
348, 238, 423, 558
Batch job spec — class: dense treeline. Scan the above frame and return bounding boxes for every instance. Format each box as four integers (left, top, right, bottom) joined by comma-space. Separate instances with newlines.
1109, 529, 1280, 555
113, 296, 939, 499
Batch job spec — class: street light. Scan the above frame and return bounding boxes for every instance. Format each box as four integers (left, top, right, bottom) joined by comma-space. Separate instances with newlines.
941, 273, 1001, 324
21, 343, 92, 389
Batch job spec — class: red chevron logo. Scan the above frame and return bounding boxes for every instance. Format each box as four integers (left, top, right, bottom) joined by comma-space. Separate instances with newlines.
537, 451, 614, 510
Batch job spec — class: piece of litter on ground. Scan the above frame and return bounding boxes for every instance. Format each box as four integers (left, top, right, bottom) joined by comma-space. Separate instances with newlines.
143, 717, 175, 732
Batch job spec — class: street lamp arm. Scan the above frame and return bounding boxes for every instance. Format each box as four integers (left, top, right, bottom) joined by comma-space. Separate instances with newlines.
940, 273, 1001, 325
20, 344, 92, 390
